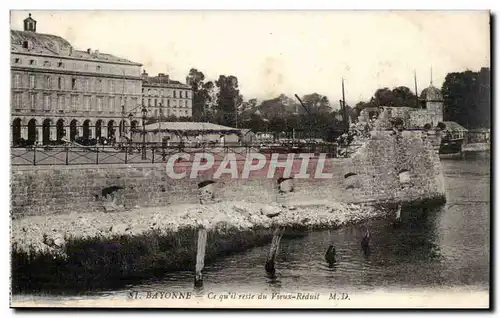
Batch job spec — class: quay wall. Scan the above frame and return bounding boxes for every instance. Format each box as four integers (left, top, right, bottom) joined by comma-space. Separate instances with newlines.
10, 130, 446, 218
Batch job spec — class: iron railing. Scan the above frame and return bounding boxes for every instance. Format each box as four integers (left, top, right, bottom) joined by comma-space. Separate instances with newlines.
11, 142, 352, 166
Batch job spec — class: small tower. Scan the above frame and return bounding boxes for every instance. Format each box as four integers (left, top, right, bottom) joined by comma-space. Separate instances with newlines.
23, 13, 37, 32
420, 72, 444, 127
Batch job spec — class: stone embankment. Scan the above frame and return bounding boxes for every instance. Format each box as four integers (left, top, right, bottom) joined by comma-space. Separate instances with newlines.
11, 199, 389, 258
12, 199, 398, 293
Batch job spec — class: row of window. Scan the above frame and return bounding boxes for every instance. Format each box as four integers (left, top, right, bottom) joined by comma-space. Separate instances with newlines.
142, 98, 190, 108
12, 73, 139, 94
143, 88, 191, 99
151, 109, 190, 117
12, 92, 138, 113
12, 57, 127, 74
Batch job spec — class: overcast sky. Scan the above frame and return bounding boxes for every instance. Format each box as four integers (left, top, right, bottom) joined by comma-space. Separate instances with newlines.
10, 10, 490, 107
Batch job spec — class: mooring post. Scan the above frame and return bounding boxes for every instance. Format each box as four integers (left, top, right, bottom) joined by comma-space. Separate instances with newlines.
396, 203, 402, 221
194, 227, 208, 288
265, 227, 285, 276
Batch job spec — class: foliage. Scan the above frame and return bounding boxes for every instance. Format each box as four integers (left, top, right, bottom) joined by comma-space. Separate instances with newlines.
353, 86, 419, 115
214, 75, 243, 127
299, 93, 332, 115
187, 68, 216, 122
442, 67, 490, 129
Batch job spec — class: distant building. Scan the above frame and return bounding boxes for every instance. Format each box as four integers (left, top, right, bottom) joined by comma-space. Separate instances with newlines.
141, 71, 193, 120
441, 121, 468, 140
366, 80, 446, 130
11, 13, 143, 145
419, 82, 444, 126
131, 121, 241, 145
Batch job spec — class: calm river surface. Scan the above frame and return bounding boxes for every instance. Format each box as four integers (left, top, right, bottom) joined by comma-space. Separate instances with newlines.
15, 159, 491, 303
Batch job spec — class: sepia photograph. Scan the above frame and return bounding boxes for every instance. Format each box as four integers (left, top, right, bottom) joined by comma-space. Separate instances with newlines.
8, 9, 491, 309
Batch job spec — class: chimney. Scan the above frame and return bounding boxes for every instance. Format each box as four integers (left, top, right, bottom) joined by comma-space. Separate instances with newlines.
94, 49, 100, 57
87, 48, 91, 54
142, 70, 149, 80
69, 47, 73, 55
186, 76, 192, 86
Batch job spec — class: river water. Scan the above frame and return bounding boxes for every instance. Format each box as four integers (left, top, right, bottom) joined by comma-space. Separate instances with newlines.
13, 159, 491, 305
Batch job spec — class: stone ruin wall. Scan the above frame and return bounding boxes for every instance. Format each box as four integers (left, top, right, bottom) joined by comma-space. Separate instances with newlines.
10, 131, 445, 218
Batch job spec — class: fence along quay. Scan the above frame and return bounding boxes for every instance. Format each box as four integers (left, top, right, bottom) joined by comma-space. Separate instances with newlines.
11, 130, 351, 166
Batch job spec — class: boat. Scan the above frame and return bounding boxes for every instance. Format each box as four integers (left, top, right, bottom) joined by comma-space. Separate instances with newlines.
439, 137, 464, 160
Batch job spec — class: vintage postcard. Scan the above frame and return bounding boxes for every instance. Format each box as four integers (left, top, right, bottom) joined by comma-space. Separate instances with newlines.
9, 10, 491, 309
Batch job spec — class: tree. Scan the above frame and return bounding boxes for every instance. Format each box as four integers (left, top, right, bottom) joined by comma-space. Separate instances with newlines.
214, 75, 243, 127
199, 81, 216, 122
258, 94, 289, 119
352, 86, 419, 119
392, 86, 419, 108
187, 68, 217, 122
442, 67, 490, 129
299, 93, 332, 115
187, 68, 205, 121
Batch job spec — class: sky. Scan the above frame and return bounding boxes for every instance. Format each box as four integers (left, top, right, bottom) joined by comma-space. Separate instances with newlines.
10, 10, 490, 108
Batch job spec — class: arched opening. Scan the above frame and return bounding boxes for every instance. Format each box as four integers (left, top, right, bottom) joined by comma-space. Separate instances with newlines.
95, 120, 103, 139
344, 172, 357, 179
70, 120, 78, 141
107, 120, 115, 139
119, 120, 126, 137
27, 119, 37, 143
131, 120, 138, 131
83, 120, 91, 140
12, 118, 21, 146
42, 119, 52, 145
277, 177, 294, 194
344, 172, 360, 190
56, 119, 65, 141
198, 180, 216, 204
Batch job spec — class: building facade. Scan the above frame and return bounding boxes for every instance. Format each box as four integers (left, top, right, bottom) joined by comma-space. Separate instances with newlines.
11, 14, 143, 145
141, 71, 193, 120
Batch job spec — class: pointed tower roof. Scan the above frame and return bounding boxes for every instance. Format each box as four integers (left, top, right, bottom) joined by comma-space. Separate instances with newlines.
420, 66, 443, 102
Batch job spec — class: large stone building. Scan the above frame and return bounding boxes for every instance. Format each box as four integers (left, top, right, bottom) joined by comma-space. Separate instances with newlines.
141, 71, 193, 119
11, 13, 143, 145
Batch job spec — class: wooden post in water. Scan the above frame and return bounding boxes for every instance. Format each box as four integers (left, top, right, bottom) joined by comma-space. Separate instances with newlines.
265, 227, 285, 276
194, 227, 208, 288
396, 203, 402, 221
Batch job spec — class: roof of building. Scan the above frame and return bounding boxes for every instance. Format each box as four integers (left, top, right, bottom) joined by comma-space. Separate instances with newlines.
442, 121, 468, 131
142, 75, 190, 88
239, 129, 256, 136
143, 121, 242, 134
11, 30, 142, 66
420, 85, 443, 101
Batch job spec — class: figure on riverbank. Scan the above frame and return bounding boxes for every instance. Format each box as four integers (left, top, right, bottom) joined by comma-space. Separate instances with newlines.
325, 245, 336, 267
361, 228, 371, 255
